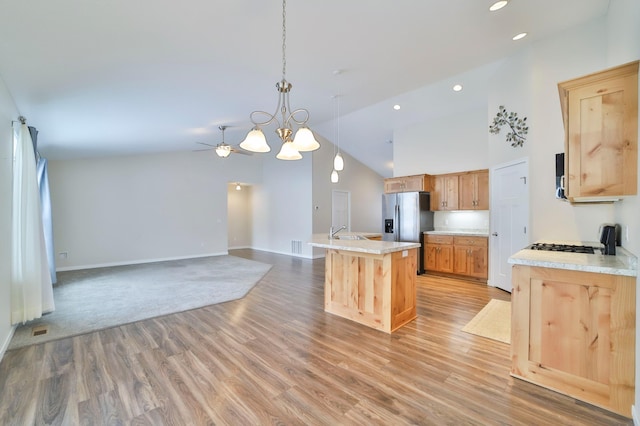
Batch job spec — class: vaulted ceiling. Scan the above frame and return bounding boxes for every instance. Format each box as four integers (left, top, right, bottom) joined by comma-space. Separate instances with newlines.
0, 0, 609, 177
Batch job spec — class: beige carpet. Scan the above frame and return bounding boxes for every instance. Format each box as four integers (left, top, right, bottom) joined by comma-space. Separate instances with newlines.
462, 299, 511, 344
9, 255, 272, 350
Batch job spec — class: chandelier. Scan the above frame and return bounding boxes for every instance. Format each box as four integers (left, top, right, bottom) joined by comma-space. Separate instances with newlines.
240, 0, 319, 160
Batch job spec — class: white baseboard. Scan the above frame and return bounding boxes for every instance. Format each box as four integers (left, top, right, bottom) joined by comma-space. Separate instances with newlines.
56, 251, 229, 272
0, 324, 16, 362
250, 246, 314, 259
633, 404, 639, 426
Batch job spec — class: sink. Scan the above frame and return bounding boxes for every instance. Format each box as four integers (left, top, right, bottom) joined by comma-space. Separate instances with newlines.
334, 235, 368, 240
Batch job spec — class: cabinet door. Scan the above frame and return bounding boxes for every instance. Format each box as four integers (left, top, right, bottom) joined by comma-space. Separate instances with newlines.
431, 176, 445, 210
437, 245, 453, 273
511, 266, 635, 417
424, 244, 438, 271
384, 178, 404, 193
433, 175, 459, 210
402, 175, 421, 192
458, 174, 476, 210
453, 246, 470, 275
560, 61, 638, 200
459, 171, 489, 210
475, 171, 489, 210
468, 247, 488, 278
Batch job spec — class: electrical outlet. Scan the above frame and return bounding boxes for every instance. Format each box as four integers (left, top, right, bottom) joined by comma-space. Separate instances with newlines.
58, 252, 68, 259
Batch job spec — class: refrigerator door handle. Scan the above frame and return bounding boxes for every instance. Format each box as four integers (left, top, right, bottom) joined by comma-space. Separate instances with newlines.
395, 203, 400, 241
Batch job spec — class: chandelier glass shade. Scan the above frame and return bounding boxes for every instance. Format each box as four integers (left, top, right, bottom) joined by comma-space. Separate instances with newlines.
241, 0, 319, 160
240, 128, 271, 152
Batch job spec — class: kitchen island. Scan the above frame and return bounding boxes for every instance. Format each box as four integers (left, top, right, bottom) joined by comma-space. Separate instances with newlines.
309, 234, 420, 333
508, 241, 637, 418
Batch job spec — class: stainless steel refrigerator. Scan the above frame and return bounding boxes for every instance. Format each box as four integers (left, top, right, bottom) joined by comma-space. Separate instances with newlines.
382, 191, 434, 274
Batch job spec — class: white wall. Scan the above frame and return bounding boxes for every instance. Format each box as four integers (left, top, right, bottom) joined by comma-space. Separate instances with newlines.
490, 20, 616, 243
394, 107, 489, 176
0, 77, 18, 357
603, 0, 640, 421
227, 183, 252, 249
311, 134, 384, 257
251, 153, 314, 257
49, 150, 262, 269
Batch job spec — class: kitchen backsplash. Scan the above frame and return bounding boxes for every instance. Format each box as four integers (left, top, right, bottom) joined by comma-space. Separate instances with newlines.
434, 210, 489, 233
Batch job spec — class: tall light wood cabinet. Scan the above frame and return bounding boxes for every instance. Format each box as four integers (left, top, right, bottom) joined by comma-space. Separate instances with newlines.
459, 170, 489, 210
558, 60, 638, 201
431, 174, 459, 211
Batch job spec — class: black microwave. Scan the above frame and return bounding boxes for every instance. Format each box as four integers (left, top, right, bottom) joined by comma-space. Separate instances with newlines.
555, 153, 567, 200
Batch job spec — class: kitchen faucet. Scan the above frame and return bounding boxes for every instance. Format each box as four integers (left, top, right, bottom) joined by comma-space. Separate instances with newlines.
329, 225, 347, 239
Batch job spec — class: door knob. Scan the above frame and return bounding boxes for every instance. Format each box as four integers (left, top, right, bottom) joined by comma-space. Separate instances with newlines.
492, 232, 498, 236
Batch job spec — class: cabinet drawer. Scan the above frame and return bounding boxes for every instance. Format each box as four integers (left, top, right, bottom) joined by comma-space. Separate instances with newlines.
453, 236, 487, 247
425, 235, 453, 245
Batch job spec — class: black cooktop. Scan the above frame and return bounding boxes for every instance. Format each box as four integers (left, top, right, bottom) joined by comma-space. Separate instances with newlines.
528, 243, 596, 254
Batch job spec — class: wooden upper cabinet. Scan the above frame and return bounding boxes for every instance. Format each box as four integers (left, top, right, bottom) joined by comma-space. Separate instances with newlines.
458, 170, 489, 210
558, 61, 638, 201
384, 174, 432, 193
431, 174, 459, 211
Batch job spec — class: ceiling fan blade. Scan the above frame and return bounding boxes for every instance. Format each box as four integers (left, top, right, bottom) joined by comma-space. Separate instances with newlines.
192, 148, 213, 152
196, 141, 216, 147
230, 146, 252, 155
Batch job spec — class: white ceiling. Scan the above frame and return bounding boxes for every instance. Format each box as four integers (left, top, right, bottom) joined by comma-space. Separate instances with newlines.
0, 0, 609, 177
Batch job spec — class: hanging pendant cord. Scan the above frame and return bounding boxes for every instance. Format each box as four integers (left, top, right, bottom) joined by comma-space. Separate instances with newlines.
281, 0, 287, 81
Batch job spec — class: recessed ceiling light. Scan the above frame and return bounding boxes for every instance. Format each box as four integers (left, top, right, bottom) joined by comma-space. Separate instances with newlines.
512, 32, 528, 41
393, 104, 401, 110
453, 84, 463, 92
489, 1, 508, 12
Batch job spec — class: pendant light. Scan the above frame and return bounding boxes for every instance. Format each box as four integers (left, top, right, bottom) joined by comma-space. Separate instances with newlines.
330, 169, 339, 183
240, 0, 319, 159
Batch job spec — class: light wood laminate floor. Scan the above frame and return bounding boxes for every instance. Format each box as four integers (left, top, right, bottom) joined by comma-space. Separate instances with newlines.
0, 249, 632, 425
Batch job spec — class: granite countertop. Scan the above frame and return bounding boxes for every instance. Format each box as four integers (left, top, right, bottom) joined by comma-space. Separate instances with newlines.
425, 230, 489, 237
508, 239, 637, 277
309, 233, 419, 255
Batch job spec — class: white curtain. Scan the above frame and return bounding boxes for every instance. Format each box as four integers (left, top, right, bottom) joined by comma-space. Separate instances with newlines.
11, 121, 55, 324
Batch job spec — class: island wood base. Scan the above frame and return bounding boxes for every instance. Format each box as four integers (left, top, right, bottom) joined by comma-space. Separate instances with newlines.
511, 265, 636, 418
324, 248, 417, 333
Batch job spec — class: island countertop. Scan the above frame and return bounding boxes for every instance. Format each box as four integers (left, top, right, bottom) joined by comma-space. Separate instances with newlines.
508, 240, 637, 277
309, 234, 420, 255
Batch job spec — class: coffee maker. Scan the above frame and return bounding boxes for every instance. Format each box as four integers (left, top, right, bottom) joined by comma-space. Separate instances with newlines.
599, 224, 621, 255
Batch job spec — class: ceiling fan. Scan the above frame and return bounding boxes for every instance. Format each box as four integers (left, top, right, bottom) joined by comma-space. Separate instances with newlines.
195, 125, 251, 158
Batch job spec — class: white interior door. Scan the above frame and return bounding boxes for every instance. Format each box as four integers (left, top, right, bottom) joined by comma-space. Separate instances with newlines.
331, 190, 350, 231
489, 159, 529, 293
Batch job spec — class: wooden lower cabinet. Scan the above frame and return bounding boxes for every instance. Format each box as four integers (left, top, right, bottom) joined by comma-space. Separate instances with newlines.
511, 265, 636, 418
424, 235, 453, 273
452, 236, 488, 279
425, 235, 488, 280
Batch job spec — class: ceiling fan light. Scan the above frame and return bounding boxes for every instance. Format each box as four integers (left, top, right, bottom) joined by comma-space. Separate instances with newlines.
276, 141, 302, 160
215, 145, 232, 158
330, 169, 339, 183
240, 128, 271, 153
291, 126, 320, 152
333, 153, 344, 171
